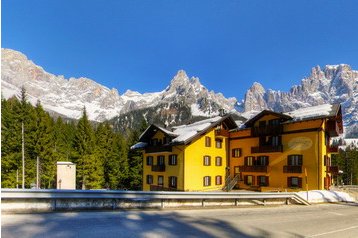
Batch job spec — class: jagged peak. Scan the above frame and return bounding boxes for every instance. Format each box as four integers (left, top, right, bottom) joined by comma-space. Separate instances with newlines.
249, 82, 266, 93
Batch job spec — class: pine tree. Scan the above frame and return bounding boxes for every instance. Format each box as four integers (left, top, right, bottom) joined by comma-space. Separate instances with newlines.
74, 107, 103, 189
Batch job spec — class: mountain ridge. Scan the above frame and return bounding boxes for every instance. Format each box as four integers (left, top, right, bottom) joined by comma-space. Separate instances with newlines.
2, 48, 357, 137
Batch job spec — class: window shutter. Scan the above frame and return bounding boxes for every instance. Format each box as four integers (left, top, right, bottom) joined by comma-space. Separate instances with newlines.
232, 149, 235, 157
252, 176, 255, 186
266, 176, 269, 186
244, 175, 248, 185
287, 177, 292, 187
324, 155, 327, 166
298, 178, 302, 188
244, 157, 248, 166
266, 156, 269, 166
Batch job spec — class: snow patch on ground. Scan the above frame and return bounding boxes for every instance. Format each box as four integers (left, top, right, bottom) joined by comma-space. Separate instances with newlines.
297, 190, 356, 203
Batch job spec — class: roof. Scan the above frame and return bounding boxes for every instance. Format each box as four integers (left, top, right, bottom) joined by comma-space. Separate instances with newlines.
244, 110, 292, 127
284, 104, 341, 122
132, 114, 237, 149
242, 103, 342, 129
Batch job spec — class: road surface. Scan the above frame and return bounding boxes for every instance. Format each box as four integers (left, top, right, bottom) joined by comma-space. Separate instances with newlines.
2, 204, 358, 237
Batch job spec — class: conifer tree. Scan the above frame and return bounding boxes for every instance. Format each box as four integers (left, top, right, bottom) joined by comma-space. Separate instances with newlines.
74, 107, 103, 189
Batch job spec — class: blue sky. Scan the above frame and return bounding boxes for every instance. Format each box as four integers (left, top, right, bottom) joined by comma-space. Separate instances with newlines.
2, 0, 358, 99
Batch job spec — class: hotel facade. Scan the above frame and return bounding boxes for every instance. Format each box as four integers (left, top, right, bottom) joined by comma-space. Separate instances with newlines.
132, 104, 343, 192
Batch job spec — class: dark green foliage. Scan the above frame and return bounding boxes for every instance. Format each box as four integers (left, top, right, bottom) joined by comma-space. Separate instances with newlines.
1, 92, 144, 190
332, 144, 358, 185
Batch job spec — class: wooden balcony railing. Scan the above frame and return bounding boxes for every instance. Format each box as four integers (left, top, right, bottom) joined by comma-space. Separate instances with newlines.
252, 125, 283, 137
215, 129, 230, 138
326, 120, 340, 137
239, 165, 269, 173
151, 164, 166, 172
251, 145, 283, 153
145, 146, 172, 154
326, 166, 339, 174
327, 145, 339, 153
283, 165, 302, 173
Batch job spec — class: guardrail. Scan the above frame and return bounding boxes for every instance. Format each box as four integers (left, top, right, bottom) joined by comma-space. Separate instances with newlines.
1, 189, 310, 213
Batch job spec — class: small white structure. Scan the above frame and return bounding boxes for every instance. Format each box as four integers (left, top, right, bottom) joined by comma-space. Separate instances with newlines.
57, 161, 76, 189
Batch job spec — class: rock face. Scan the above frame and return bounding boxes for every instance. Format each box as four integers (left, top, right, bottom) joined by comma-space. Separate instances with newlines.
238, 64, 358, 137
1, 48, 238, 122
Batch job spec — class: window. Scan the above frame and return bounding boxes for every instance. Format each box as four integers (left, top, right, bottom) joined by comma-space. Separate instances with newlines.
168, 176, 177, 189
215, 156, 222, 166
232, 148, 242, 158
158, 176, 164, 186
157, 156, 165, 166
244, 175, 254, 186
203, 156, 211, 166
150, 138, 158, 146
256, 156, 269, 166
288, 155, 303, 166
205, 136, 211, 147
271, 136, 280, 146
288, 177, 302, 188
146, 156, 153, 166
168, 154, 177, 165
269, 119, 280, 126
258, 176, 269, 186
215, 176, 222, 185
215, 139, 222, 148
146, 175, 153, 184
234, 166, 240, 175
244, 156, 255, 166
203, 176, 211, 186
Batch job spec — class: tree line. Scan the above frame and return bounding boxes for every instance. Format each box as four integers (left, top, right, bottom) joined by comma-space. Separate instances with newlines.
1, 88, 147, 190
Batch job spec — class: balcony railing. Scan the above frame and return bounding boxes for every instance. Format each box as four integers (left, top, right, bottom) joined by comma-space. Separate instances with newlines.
239, 165, 269, 173
151, 164, 166, 172
283, 165, 302, 173
326, 166, 339, 174
215, 129, 230, 138
252, 125, 283, 137
327, 145, 339, 153
251, 145, 283, 153
326, 120, 340, 137
145, 146, 172, 154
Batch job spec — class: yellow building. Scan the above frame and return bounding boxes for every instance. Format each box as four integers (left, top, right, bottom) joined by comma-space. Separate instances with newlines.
132, 116, 237, 191
230, 104, 343, 191
132, 104, 343, 191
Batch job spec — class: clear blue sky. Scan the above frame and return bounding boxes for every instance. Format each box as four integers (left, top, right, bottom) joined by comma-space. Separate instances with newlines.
2, 0, 358, 99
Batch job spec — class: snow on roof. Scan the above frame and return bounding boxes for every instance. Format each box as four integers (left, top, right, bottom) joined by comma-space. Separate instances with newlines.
171, 116, 223, 143
285, 104, 334, 121
130, 142, 148, 150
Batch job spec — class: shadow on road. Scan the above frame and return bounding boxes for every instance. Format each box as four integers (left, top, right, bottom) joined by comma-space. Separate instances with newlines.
2, 209, 304, 238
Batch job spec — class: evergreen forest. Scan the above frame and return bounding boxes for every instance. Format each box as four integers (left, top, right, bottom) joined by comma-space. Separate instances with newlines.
1, 89, 147, 190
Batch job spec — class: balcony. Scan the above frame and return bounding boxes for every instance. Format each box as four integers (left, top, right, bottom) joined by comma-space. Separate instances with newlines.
151, 164, 166, 172
326, 166, 339, 175
251, 145, 283, 153
327, 145, 339, 154
283, 165, 302, 173
252, 125, 283, 137
145, 146, 172, 154
326, 120, 340, 137
215, 129, 230, 138
239, 165, 269, 173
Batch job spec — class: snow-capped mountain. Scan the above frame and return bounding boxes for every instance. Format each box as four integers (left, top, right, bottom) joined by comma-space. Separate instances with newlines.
238, 64, 358, 137
1, 48, 237, 122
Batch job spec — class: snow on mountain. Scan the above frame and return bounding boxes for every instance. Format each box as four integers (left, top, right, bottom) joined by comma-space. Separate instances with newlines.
239, 64, 358, 137
1, 48, 238, 122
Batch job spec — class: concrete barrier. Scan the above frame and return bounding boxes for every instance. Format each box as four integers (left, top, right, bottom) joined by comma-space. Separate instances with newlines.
1, 189, 309, 213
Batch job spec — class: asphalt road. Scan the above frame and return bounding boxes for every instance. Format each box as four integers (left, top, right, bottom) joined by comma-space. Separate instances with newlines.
2, 204, 358, 238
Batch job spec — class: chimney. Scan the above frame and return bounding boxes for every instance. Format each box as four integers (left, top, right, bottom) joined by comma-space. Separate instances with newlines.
219, 109, 226, 117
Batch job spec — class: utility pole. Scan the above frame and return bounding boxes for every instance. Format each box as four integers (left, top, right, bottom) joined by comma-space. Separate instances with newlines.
36, 156, 39, 189
22, 122, 25, 189
16, 169, 19, 189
